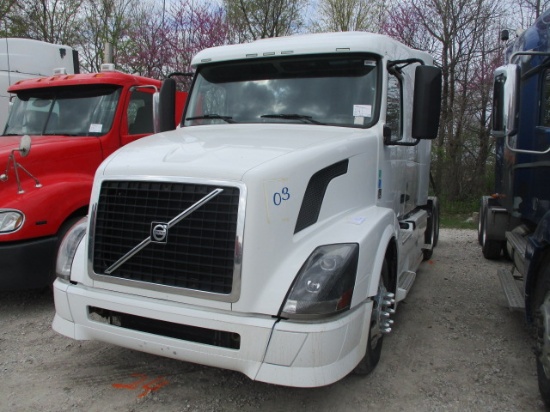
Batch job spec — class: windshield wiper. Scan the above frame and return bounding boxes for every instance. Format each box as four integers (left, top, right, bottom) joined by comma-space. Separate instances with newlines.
186, 114, 235, 123
260, 114, 325, 125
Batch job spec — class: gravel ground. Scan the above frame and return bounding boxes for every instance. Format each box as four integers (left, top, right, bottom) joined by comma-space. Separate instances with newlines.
0, 229, 546, 411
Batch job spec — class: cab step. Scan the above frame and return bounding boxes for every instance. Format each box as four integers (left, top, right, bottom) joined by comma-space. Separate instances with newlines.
396, 270, 416, 302
497, 267, 525, 311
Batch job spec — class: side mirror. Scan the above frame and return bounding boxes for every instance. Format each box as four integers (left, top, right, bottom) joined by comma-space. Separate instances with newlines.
412, 65, 442, 140
490, 64, 520, 139
503, 64, 521, 136
19, 134, 31, 157
156, 78, 177, 133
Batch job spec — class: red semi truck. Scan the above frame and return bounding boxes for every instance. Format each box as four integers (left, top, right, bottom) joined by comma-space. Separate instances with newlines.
0, 64, 186, 290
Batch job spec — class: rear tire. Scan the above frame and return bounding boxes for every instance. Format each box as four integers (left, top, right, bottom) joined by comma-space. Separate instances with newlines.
533, 257, 550, 407
478, 203, 484, 245
481, 207, 502, 259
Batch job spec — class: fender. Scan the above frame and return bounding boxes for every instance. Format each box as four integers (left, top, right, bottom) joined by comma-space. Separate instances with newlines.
2, 174, 92, 241
366, 220, 398, 299
525, 210, 550, 321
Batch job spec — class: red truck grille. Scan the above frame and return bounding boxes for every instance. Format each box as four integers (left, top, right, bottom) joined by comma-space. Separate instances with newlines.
92, 180, 240, 295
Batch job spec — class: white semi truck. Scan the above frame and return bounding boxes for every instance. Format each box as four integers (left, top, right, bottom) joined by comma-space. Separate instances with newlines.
52, 32, 442, 387
0, 38, 78, 129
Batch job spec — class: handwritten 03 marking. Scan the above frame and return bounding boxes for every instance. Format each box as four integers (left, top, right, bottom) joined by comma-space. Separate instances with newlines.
112, 373, 170, 398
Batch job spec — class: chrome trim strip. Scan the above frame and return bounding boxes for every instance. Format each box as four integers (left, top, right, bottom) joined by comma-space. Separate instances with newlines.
88, 176, 246, 303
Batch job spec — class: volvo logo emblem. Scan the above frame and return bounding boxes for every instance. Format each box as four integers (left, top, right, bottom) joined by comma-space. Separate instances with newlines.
151, 222, 168, 244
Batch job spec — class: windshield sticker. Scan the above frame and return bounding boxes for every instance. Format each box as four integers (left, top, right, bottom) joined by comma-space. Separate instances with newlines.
353, 105, 371, 117
89, 123, 102, 133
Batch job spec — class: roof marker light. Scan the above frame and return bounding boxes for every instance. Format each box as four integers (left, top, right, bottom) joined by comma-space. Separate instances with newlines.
100, 63, 116, 72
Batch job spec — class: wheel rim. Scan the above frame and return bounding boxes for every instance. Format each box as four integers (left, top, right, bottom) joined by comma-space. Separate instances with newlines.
482, 213, 488, 247
478, 206, 483, 243
539, 293, 550, 378
370, 280, 388, 349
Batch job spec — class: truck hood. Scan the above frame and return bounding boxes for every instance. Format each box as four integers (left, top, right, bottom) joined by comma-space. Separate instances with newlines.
94, 124, 380, 315
100, 124, 362, 180
0, 134, 85, 153
0, 135, 23, 152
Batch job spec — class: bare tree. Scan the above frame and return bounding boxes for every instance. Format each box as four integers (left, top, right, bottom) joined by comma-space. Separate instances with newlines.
166, 0, 228, 75
0, 0, 19, 35
517, 0, 550, 18
504, 0, 550, 37
383, 0, 504, 201
224, 0, 306, 42
115, 1, 169, 79
78, 0, 137, 72
117, 0, 229, 82
311, 0, 386, 32
5, 0, 83, 44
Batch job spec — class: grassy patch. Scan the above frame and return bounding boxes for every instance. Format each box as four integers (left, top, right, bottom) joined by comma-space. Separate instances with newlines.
440, 213, 477, 229
438, 197, 478, 230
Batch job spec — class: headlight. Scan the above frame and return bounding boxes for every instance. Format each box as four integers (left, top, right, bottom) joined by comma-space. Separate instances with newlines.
56, 217, 87, 280
280, 243, 359, 319
0, 210, 24, 233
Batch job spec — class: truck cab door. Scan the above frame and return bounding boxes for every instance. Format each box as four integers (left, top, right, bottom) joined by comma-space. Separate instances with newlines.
121, 89, 155, 146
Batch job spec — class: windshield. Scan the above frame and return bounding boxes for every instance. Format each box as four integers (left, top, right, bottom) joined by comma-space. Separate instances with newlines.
184, 54, 379, 128
4, 85, 122, 136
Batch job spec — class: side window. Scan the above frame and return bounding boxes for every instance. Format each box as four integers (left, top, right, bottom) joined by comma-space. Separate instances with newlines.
541, 70, 550, 127
127, 90, 154, 135
386, 73, 402, 141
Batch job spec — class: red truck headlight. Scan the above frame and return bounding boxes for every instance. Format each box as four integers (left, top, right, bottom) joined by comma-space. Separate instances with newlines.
0, 210, 24, 233
280, 243, 359, 319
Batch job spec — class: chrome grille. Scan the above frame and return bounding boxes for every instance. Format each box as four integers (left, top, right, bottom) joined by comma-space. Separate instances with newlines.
92, 180, 240, 295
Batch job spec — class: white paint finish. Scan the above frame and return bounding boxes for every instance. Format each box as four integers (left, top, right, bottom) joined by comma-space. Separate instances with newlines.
192, 32, 432, 69
54, 31, 438, 387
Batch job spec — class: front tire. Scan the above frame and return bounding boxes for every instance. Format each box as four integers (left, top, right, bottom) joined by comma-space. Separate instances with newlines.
478, 202, 484, 245
423, 197, 439, 260
533, 258, 550, 407
354, 258, 392, 375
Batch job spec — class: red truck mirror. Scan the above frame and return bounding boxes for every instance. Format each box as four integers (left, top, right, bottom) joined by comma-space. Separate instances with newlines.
19, 134, 31, 157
